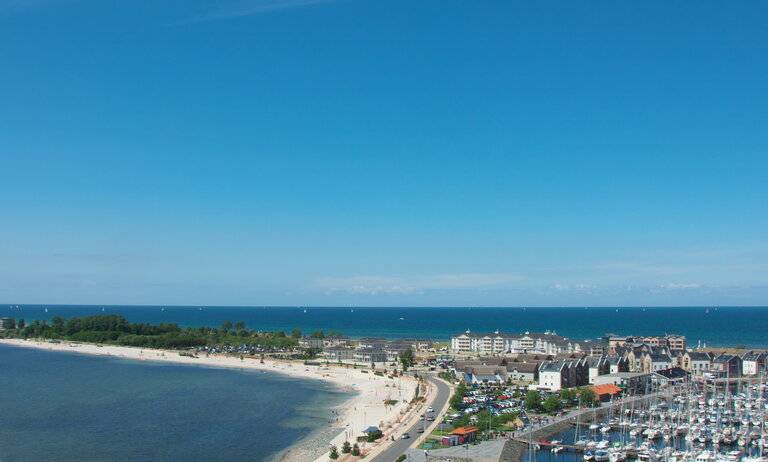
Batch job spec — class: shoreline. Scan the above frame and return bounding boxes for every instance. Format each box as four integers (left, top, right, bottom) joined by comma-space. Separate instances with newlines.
0, 338, 419, 462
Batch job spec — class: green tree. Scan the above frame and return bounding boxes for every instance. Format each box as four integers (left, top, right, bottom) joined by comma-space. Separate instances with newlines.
221, 320, 233, 332
450, 382, 467, 409
351, 444, 360, 456
542, 395, 562, 414
329, 445, 339, 459
341, 441, 351, 453
525, 390, 542, 411
310, 330, 325, 339
290, 329, 302, 339
579, 387, 596, 406
51, 316, 65, 334
399, 348, 415, 371
17, 319, 25, 329
234, 321, 246, 331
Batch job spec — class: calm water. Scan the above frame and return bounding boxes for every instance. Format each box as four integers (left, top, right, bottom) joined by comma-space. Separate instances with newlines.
0, 344, 350, 462
4, 305, 768, 347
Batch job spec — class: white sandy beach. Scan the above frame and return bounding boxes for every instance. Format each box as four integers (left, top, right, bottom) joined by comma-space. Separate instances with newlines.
0, 338, 427, 461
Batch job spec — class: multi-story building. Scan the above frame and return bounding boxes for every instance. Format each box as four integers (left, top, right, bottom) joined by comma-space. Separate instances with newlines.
353, 347, 387, 364
605, 355, 630, 374
451, 330, 581, 355
322, 347, 356, 362
741, 352, 766, 376
641, 353, 674, 373
681, 351, 712, 375
538, 358, 588, 391
585, 355, 610, 384
712, 353, 742, 377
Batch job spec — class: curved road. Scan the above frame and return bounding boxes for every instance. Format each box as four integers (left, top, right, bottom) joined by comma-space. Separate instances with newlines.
370, 375, 452, 462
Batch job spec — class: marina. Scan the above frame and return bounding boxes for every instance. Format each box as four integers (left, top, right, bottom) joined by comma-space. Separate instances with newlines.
520, 381, 768, 462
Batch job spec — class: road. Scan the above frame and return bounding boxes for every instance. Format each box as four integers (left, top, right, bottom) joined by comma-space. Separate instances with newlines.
369, 375, 451, 462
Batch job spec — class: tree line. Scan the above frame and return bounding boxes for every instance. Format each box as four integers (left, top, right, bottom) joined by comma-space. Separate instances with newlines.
1, 315, 342, 351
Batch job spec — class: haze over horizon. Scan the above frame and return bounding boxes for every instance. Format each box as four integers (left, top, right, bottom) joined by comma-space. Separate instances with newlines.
2, 1, 766, 306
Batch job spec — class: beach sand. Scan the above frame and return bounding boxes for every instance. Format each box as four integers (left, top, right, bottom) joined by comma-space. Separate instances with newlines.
0, 338, 425, 462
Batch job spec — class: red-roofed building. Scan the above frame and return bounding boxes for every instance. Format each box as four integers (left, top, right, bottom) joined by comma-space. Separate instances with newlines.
592, 383, 622, 401
442, 426, 479, 446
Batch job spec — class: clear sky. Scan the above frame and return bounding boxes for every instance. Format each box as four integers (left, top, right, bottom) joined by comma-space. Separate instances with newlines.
1, 0, 766, 306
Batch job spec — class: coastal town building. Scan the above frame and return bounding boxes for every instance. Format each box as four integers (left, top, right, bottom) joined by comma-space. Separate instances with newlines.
450, 330, 581, 355
357, 337, 388, 349
712, 353, 743, 377
741, 352, 766, 376
641, 353, 674, 373
655, 366, 690, 385
0, 317, 14, 330
585, 355, 609, 384
505, 361, 540, 383
454, 357, 542, 384
538, 358, 587, 391
605, 334, 686, 355
462, 365, 508, 385
299, 337, 325, 349
594, 372, 656, 395
353, 347, 387, 364
606, 355, 630, 374
681, 351, 712, 375
322, 347, 356, 362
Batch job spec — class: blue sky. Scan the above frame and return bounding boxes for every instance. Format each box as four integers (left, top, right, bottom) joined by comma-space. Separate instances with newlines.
1, 0, 766, 306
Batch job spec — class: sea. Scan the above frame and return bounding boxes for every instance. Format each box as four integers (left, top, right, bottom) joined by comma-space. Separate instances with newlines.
4, 305, 768, 348
0, 343, 350, 462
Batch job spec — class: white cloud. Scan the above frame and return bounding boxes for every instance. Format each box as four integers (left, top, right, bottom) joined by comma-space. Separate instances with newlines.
658, 283, 705, 290
314, 273, 526, 296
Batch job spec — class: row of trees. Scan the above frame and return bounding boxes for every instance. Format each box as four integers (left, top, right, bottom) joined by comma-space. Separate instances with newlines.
524, 387, 597, 414
2, 315, 309, 350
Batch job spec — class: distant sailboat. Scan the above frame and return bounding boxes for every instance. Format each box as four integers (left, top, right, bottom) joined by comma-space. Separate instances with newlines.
44, 307, 49, 313
101, 307, 105, 312
399, 317, 405, 320
303, 308, 307, 313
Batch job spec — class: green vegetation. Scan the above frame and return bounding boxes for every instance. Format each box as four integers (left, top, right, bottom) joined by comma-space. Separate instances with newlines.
449, 382, 468, 410
525, 390, 542, 410
309, 329, 344, 338
396, 455, 407, 462
542, 394, 562, 414
1, 314, 311, 351
366, 429, 383, 442
578, 387, 597, 407
399, 348, 415, 371
328, 445, 339, 459
351, 443, 360, 456
451, 409, 519, 431
438, 371, 456, 383
341, 441, 352, 454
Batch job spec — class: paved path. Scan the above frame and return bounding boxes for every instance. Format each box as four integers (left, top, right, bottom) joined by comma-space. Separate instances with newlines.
369, 376, 452, 462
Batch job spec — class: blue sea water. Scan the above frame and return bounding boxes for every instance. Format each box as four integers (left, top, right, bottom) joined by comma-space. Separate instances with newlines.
4, 305, 768, 347
0, 344, 350, 462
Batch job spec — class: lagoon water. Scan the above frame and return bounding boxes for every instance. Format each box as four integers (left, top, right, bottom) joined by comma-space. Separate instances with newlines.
0, 344, 350, 462
5, 305, 768, 347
